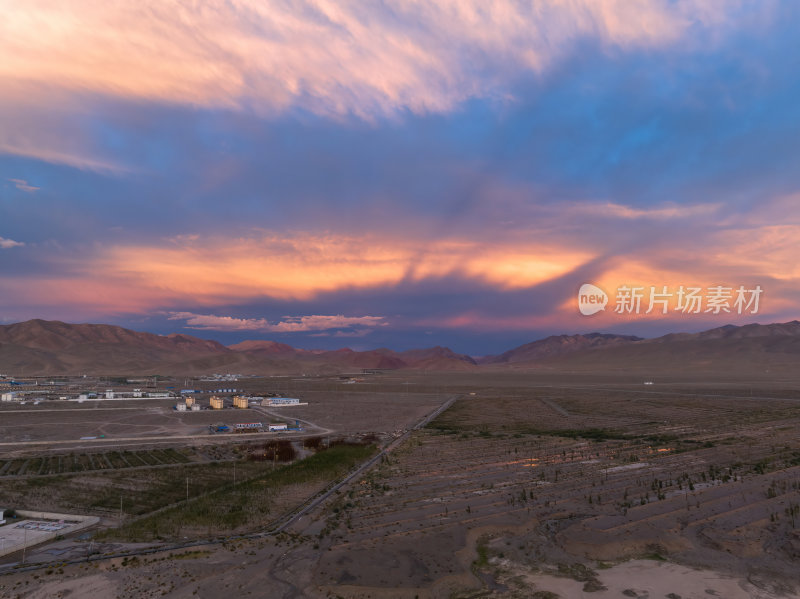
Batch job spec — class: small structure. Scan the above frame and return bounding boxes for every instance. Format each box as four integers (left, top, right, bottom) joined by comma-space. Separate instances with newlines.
209, 396, 224, 410
0, 510, 99, 558
268, 423, 288, 432
190, 404, 200, 411
234, 422, 263, 432
175, 402, 187, 411
262, 397, 305, 407
185, 396, 195, 407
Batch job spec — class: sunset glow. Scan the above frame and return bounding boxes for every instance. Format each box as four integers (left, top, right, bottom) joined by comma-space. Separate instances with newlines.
2, 1, 799, 352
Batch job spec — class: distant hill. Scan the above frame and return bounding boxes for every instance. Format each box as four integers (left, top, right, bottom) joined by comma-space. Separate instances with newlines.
0, 319, 476, 375
226, 338, 475, 371
227, 339, 301, 356
482, 321, 800, 374
399, 346, 477, 371
2, 318, 799, 376
482, 333, 642, 365
0, 319, 230, 374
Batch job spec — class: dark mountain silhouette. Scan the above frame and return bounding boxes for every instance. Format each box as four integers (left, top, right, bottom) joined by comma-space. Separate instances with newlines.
2, 318, 799, 375
0, 320, 475, 374
482, 333, 642, 364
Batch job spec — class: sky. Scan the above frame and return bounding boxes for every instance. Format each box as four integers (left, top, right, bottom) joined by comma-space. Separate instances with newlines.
1, 0, 799, 354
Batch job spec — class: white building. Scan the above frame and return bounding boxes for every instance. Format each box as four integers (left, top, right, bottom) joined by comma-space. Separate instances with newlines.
262, 397, 303, 407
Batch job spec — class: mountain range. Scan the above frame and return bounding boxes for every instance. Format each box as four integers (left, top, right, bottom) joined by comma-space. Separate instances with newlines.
1, 318, 799, 375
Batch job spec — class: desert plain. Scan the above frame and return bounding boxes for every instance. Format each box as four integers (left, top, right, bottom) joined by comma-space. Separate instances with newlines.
0, 371, 797, 598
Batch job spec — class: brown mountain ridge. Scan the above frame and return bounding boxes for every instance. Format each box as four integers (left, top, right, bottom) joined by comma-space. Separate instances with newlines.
0, 319, 475, 375
1, 318, 799, 375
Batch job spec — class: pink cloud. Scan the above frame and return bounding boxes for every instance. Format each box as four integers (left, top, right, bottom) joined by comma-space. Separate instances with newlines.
8, 178, 39, 193
0, 1, 761, 169
167, 312, 386, 333
2, 1, 752, 118
0, 237, 25, 249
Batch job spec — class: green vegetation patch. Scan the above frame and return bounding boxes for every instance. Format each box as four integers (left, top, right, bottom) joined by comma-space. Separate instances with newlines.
99, 443, 375, 541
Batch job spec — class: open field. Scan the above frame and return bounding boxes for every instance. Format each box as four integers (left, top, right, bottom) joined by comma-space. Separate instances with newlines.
102, 443, 376, 541
2, 372, 799, 598
0, 403, 300, 448
294, 375, 800, 597
0, 446, 193, 477
0, 381, 440, 551
0, 382, 442, 453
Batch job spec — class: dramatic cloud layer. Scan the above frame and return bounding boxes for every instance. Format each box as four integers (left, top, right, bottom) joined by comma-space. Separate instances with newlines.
1, 0, 759, 169
1, 0, 726, 115
1, 1, 798, 352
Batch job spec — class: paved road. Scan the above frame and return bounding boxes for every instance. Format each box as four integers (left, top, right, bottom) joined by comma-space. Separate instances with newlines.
0, 424, 331, 452
264, 393, 460, 534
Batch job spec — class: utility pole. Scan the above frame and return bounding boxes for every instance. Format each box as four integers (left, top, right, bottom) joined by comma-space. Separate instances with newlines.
119, 495, 123, 522
186, 476, 189, 502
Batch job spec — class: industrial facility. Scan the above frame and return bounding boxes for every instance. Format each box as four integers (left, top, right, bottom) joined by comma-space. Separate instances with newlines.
0, 377, 307, 414
261, 397, 307, 407
221, 421, 298, 433
234, 422, 263, 432
2, 388, 176, 403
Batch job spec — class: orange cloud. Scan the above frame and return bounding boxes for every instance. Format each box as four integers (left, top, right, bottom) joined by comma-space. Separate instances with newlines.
414, 196, 800, 332
0, 230, 592, 317
101, 232, 592, 303
3, 195, 797, 328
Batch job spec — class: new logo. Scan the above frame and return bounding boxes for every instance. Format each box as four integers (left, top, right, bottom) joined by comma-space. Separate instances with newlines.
578, 283, 608, 316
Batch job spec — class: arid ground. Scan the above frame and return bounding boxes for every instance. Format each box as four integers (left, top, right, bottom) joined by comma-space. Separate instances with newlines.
1, 371, 799, 598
